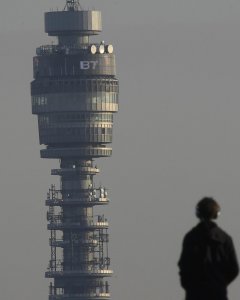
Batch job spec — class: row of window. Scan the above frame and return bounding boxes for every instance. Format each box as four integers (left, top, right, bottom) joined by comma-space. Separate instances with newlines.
33, 104, 118, 114
32, 96, 47, 106
41, 135, 112, 145
32, 92, 118, 107
35, 64, 115, 78
40, 127, 112, 135
32, 79, 119, 93
43, 147, 112, 157
38, 113, 113, 125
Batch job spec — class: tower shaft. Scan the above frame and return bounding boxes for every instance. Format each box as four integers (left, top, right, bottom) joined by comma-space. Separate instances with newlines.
31, 2, 119, 299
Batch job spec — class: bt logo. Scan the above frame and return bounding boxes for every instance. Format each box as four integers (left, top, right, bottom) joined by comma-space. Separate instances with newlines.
80, 61, 98, 70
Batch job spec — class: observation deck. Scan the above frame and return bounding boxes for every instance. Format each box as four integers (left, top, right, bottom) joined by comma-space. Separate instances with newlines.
45, 10, 102, 36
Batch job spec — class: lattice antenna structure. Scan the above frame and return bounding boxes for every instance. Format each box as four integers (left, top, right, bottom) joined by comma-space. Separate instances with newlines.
64, 0, 81, 11
31, 1, 119, 299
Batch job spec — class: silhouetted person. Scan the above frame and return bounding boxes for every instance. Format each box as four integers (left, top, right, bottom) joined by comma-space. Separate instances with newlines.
178, 197, 239, 300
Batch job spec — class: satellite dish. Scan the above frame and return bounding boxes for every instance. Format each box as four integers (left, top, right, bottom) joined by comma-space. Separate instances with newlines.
106, 45, 113, 54
89, 45, 97, 54
99, 45, 105, 54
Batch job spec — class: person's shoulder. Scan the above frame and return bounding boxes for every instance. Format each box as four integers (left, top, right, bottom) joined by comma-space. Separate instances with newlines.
212, 224, 233, 243
183, 224, 201, 241
215, 225, 230, 236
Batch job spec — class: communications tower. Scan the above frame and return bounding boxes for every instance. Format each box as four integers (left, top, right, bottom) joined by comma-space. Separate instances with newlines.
31, 0, 119, 299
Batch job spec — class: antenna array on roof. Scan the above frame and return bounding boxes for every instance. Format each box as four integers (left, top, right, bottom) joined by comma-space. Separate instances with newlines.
64, 0, 81, 11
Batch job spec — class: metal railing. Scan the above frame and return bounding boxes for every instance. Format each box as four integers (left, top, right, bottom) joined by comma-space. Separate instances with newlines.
46, 186, 109, 205
48, 257, 111, 272
36, 44, 88, 56
45, 269, 113, 278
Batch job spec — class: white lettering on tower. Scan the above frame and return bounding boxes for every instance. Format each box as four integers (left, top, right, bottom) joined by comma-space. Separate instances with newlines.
80, 61, 98, 70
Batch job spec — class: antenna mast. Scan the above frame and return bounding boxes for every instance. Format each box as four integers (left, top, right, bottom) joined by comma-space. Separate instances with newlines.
64, 0, 81, 11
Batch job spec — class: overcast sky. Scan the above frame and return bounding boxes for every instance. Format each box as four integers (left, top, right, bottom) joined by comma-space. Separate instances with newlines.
1, 0, 240, 299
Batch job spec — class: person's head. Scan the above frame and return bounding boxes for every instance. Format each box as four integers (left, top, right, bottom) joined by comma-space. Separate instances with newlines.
196, 197, 221, 221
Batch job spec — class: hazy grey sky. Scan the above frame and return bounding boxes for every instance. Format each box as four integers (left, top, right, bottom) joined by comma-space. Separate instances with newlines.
1, 0, 240, 299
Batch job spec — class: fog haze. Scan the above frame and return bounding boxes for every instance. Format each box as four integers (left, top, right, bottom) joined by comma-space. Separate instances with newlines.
1, 0, 240, 299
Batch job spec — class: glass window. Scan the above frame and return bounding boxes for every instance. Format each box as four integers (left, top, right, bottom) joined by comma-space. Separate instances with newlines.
106, 93, 110, 103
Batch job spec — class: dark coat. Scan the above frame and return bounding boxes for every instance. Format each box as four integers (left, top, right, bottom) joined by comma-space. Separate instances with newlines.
178, 221, 239, 300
